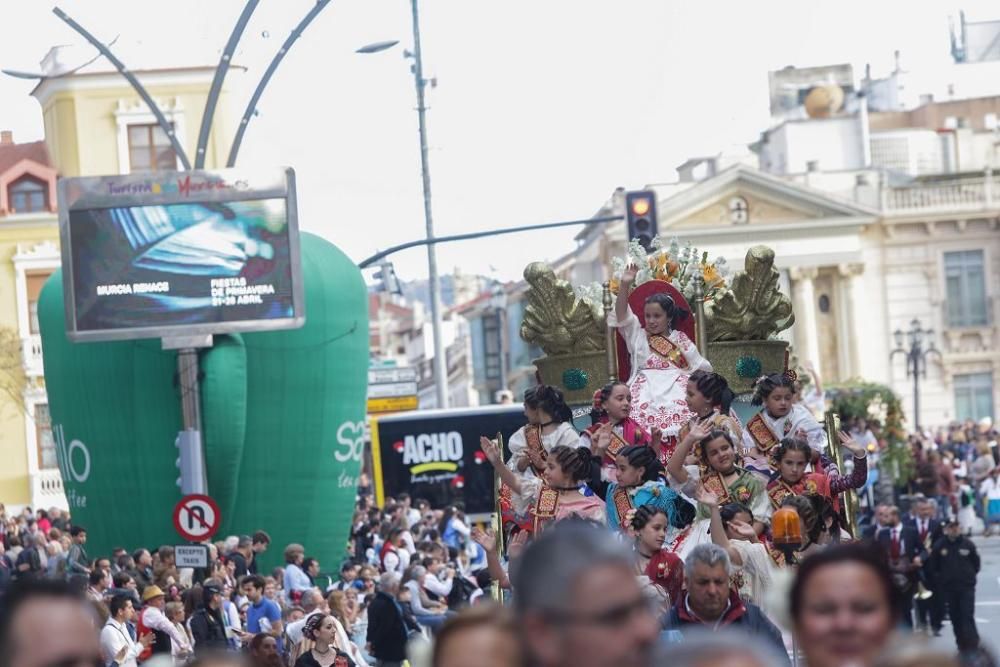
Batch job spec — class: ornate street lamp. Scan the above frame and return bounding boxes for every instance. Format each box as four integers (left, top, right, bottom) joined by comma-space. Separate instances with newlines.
890, 318, 940, 431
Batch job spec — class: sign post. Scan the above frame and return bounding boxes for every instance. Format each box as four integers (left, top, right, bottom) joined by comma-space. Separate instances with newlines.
174, 544, 210, 568
367, 366, 418, 414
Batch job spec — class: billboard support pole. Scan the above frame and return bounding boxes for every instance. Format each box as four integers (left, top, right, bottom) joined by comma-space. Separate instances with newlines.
164, 336, 213, 496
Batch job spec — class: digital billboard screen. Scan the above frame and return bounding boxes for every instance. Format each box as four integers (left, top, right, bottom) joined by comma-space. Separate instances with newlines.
58, 168, 304, 342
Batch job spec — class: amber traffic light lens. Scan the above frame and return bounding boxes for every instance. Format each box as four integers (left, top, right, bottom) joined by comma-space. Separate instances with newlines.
631, 198, 651, 216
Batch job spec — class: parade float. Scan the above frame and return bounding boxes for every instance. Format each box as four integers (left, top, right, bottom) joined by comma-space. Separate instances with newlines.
519, 239, 860, 531
520, 241, 795, 405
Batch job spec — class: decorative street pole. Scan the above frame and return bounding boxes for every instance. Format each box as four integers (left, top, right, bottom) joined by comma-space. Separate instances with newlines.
890, 318, 940, 431
35, 2, 332, 495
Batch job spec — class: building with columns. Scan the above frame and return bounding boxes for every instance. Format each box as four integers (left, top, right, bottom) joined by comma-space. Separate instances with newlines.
562, 114, 999, 429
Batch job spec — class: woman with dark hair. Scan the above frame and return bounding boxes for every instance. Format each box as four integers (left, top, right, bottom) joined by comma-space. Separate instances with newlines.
609, 263, 711, 458
791, 543, 901, 667
480, 440, 604, 557
581, 381, 661, 481
588, 443, 694, 534
667, 422, 770, 556
677, 370, 743, 464
293, 613, 356, 667
629, 505, 683, 611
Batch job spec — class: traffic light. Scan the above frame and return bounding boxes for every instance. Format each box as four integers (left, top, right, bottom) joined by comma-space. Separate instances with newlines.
625, 190, 658, 250
176, 430, 207, 495
374, 260, 402, 295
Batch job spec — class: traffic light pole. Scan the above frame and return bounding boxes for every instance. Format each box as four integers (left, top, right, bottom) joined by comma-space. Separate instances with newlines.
358, 214, 623, 269
166, 337, 212, 496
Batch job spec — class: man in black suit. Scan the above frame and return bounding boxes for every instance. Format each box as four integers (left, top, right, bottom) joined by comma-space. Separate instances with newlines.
861, 504, 889, 541
367, 571, 415, 666
877, 505, 925, 628
907, 498, 945, 634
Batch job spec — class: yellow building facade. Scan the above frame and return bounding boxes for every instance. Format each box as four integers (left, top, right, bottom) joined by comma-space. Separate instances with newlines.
0, 54, 240, 512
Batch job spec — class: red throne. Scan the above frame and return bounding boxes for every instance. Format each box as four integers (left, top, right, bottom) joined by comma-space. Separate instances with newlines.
615, 280, 698, 381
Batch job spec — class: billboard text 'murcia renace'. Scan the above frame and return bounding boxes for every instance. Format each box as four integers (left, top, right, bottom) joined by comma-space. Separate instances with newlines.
70, 198, 295, 330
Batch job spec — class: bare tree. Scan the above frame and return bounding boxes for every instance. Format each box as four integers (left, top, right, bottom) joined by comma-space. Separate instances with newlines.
0, 326, 26, 415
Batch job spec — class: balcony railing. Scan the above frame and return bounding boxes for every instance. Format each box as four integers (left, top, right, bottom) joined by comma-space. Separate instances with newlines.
31, 469, 68, 511
22, 334, 43, 376
885, 175, 1000, 212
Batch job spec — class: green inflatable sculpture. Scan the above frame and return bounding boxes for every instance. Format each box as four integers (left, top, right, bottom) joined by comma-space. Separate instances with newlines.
38, 232, 368, 572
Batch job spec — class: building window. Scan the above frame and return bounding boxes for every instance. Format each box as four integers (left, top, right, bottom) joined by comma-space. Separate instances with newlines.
954, 372, 994, 422
35, 403, 57, 470
944, 250, 988, 327
482, 312, 501, 380
127, 123, 177, 172
26, 272, 51, 334
8, 177, 47, 213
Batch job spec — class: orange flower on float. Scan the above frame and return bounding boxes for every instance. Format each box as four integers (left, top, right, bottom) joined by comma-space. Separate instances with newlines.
702, 264, 724, 288
609, 277, 620, 294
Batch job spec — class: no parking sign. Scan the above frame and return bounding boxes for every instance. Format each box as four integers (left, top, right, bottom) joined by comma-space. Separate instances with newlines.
172, 494, 221, 542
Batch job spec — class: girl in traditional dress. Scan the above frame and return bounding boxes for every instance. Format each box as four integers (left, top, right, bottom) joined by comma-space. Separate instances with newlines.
667, 422, 771, 556
742, 373, 827, 475
766, 436, 868, 513
693, 488, 774, 613
610, 264, 712, 459
628, 505, 683, 614
505, 385, 580, 481
676, 370, 743, 466
480, 439, 605, 558
585, 444, 695, 535
580, 381, 661, 482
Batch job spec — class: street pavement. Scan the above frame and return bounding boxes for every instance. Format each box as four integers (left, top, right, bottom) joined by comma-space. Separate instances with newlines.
926, 534, 1000, 657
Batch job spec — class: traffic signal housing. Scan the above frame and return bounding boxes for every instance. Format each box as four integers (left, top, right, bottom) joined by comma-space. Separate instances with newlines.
625, 190, 658, 250
176, 430, 207, 495
374, 260, 402, 295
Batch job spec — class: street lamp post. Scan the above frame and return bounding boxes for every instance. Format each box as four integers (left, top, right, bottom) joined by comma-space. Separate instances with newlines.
408, 0, 449, 410
358, 0, 448, 409
890, 318, 940, 431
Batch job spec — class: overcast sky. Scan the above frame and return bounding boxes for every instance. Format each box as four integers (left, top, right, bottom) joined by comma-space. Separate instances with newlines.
1, 0, 996, 283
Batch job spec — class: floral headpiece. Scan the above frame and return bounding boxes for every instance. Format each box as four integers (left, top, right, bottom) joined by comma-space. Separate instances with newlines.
784, 369, 798, 384
592, 389, 604, 411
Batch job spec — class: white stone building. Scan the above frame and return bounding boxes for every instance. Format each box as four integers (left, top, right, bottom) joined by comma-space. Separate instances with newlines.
560, 65, 1000, 429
